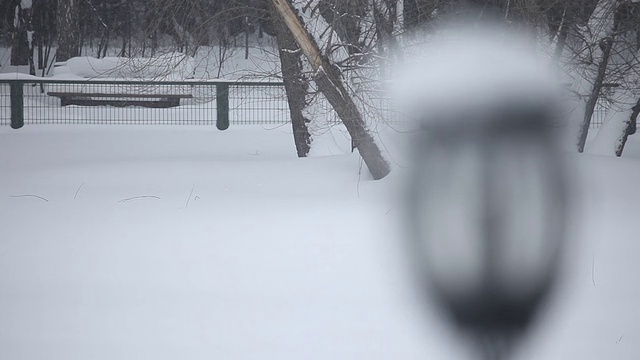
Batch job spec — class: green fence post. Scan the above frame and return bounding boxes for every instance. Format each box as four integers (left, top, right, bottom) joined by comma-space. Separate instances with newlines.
10, 81, 24, 129
216, 82, 230, 130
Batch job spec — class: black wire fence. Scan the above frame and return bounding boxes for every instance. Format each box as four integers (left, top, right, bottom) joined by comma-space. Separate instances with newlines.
0, 80, 297, 129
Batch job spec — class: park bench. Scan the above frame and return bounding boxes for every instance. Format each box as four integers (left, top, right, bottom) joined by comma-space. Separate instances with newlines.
47, 92, 193, 108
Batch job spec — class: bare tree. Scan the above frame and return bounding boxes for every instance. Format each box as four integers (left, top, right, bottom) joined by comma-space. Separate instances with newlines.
547, 0, 640, 155
270, 0, 391, 179
592, 1, 640, 156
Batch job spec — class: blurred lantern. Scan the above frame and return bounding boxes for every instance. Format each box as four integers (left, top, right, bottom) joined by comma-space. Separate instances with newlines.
406, 102, 567, 360
396, 24, 569, 360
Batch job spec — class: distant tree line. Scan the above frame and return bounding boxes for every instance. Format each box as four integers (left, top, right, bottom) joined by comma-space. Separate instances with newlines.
1, 0, 278, 69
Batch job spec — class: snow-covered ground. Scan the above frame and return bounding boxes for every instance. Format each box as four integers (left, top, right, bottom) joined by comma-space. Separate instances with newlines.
0, 123, 639, 360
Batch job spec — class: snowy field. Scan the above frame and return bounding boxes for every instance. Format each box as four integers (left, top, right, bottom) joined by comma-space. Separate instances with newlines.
1, 124, 639, 360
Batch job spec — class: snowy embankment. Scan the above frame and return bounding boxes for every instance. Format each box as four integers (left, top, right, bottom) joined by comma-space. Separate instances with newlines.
52, 54, 195, 80
1, 125, 639, 359
1, 40, 283, 81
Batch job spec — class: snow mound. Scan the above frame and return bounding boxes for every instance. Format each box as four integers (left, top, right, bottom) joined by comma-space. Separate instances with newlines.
53, 53, 195, 80
0, 73, 40, 80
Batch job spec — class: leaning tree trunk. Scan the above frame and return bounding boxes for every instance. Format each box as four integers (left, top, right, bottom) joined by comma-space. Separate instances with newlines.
270, 0, 391, 180
269, 4, 312, 157
577, 36, 614, 153
56, 0, 80, 61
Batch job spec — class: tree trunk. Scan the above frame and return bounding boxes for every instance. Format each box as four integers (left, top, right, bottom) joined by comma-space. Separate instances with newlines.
56, 0, 80, 61
245, 16, 250, 60
28, 33, 36, 75
11, 28, 30, 66
552, 6, 571, 64
615, 98, 640, 157
577, 36, 614, 153
270, 0, 391, 179
269, 4, 312, 157
10, 5, 30, 66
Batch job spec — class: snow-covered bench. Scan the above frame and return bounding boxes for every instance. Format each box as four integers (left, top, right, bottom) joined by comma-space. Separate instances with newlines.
47, 91, 193, 108
48, 54, 196, 108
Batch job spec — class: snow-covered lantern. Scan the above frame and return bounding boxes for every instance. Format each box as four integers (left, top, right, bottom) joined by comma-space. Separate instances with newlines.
399, 28, 568, 359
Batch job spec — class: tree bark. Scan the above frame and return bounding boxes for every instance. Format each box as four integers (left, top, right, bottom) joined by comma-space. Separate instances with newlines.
269, 4, 312, 157
270, 0, 391, 179
56, 0, 80, 61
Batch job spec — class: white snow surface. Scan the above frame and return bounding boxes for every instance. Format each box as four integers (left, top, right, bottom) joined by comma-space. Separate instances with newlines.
0, 124, 639, 360
0, 125, 431, 360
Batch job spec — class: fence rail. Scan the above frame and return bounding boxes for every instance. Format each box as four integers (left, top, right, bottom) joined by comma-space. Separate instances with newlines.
0, 79, 292, 129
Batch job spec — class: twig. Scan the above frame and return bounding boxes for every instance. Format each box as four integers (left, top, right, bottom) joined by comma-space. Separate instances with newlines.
10, 194, 49, 202
118, 196, 161, 203
616, 335, 623, 344
74, 183, 84, 200
185, 184, 195, 208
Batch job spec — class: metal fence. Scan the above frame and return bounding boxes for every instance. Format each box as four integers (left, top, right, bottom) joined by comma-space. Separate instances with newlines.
0, 80, 292, 129
0, 79, 616, 129
591, 97, 611, 129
